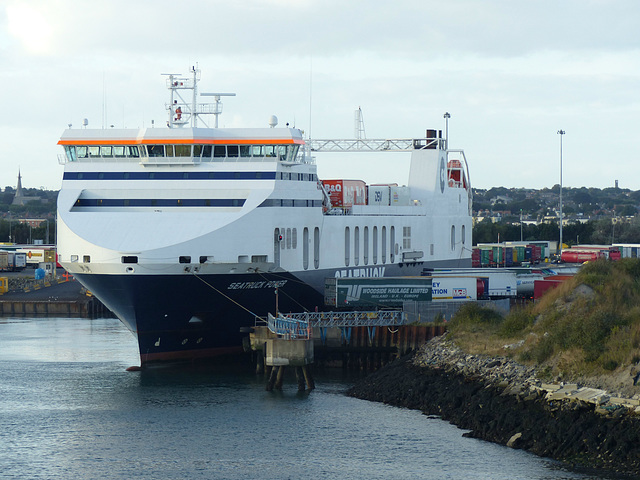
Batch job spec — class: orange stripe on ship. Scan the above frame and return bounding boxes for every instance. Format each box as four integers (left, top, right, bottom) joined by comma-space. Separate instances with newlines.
58, 138, 305, 146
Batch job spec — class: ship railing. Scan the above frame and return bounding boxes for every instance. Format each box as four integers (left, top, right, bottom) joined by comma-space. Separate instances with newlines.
58, 153, 142, 165
267, 313, 311, 340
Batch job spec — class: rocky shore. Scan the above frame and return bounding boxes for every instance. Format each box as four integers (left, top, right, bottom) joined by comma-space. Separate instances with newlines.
347, 334, 640, 476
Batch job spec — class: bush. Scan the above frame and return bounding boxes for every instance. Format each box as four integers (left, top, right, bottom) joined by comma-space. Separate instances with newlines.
498, 308, 534, 338
450, 303, 503, 333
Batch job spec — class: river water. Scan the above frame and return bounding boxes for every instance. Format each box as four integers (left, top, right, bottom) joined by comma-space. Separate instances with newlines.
0, 317, 624, 479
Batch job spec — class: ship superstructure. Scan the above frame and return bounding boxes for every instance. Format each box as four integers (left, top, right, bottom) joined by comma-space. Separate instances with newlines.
57, 68, 472, 363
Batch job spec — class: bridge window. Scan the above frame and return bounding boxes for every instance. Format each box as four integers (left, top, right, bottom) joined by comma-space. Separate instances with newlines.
176, 145, 191, 157
214, 145, 226, 158
148, 145, 164, 157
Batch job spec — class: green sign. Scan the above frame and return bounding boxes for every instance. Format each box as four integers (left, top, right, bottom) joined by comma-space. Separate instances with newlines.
327, 277, 432, 307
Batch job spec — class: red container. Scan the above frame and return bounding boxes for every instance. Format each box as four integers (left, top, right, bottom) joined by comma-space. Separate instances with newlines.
322, 180, 367, 207
534, 279, 564, 300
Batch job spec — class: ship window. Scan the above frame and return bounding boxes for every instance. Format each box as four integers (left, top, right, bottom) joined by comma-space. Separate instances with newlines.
364, 226, 369, 265
76, 146, 88, 158
314, 227, 320, 269
286, 228, 292, 249
303, 227, 309, 270
252, 145, 263, 156
83, 255, 91, 263
280, 227, 286, 250
382, 226, 387, 264
390, 226, 395, 263
403, 226, 411, 249
202, 145, 212, 158
227, 145, 239, 157
121, 256, 138, 264
71, 255, 78, 262
252, 255, 267, 263
175, 145, 191, 157
148, 145, 164, 157
214, 145, 226, 158
65, 145, 77, 162
277, 146, 287, 161
345, 227, 350, 266
240, 146, 251, 157
113, 146, 125, 157
165, 145, 174, 157
451, 225, 456, 251
430, 244, 434, 256
292, 228, 297, 249
199, 256, 208, 263
127, 146, 140, 158
264, 146, 275, 157
354, 227, 360, 266
289, 145, 300, 162
462, 225, 466, 245
100, 146, 112, 157
179, 256, 191, 263
193, 145, 203, 157
88, 146, 100, 157
373, 226, 378, 264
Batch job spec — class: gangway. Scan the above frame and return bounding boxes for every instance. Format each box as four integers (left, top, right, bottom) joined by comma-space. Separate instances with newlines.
267, 310, 407, 329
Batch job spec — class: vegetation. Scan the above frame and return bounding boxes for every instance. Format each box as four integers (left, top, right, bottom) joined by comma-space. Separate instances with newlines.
449, 259, 640, 380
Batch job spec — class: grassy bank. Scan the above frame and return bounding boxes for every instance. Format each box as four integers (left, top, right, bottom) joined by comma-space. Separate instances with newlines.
449, 259, 640, 392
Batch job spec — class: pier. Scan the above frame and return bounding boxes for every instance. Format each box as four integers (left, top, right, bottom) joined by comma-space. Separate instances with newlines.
0, 276, 113, 319
248, 310, 446, 390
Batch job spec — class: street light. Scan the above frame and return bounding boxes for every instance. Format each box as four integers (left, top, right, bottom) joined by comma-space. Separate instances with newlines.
557, 130, 565, 255
443, 112, 451, 149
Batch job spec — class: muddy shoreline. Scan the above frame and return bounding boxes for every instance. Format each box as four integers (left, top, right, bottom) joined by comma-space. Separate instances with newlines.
347, 336, 640, 477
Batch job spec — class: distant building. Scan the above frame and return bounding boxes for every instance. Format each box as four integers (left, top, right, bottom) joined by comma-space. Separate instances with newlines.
12, 170, 41, 206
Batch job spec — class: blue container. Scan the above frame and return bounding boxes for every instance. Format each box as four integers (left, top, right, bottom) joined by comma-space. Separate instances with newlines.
35, 268, 45, 280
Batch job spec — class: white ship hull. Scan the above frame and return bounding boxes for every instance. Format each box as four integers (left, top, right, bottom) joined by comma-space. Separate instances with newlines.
56, 71, 472, 364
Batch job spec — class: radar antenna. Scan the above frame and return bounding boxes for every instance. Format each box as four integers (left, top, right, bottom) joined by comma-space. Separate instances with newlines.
162, 67, 235, 129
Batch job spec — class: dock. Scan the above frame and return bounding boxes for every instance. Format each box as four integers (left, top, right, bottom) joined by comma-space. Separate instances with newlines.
0, 275, 113, 318
248, 310, 446, 390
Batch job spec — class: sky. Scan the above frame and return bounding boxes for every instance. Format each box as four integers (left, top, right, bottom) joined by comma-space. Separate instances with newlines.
1, 0, 639, 192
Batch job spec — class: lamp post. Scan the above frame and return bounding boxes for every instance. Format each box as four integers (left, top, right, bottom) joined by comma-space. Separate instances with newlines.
520, 209, 523, 242
443, 112, 450, 149
557, 130, 565, 256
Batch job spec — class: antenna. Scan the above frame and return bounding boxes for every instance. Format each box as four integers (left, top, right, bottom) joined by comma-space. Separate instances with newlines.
354, 107, 366, 140
200, 92, 236, 128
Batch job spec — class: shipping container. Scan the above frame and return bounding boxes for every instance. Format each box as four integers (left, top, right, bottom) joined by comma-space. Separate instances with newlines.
390, 186, 411, 206
321, 180, 367, 208
367, 185, 390, 206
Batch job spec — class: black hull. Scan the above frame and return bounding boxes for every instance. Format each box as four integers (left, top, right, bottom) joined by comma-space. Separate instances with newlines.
74, 271, 325, 364
74, 258, 470, 364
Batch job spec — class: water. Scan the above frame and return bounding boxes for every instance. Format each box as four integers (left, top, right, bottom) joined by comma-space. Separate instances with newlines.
0, 317, 623, 480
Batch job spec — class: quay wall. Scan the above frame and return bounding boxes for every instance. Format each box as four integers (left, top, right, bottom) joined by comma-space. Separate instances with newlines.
347, 334, 640, 476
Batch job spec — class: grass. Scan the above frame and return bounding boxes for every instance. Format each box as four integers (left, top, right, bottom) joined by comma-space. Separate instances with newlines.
448, 258, 640, 379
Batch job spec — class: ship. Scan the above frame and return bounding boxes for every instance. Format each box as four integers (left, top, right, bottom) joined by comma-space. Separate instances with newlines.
56, 67, 472, 364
